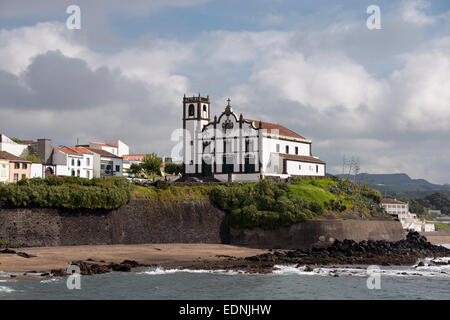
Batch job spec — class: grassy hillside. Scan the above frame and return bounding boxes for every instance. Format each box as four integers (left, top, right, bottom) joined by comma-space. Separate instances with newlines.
208, 177, 389, 229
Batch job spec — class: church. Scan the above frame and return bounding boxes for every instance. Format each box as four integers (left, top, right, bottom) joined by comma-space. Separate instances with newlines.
182, 94, 326, 182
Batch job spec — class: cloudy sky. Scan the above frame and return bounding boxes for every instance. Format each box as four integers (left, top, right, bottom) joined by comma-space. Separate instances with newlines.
0, 0, 449, 183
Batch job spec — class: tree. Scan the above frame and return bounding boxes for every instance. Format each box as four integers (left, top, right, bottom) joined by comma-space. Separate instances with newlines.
164, 162, 183, 175
25, 153, 43, 164
128, 163, 142, 176
11, 137, 24, 144
141, 153, 162, 176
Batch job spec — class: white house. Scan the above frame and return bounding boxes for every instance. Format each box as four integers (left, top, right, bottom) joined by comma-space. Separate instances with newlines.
0, 134, 29, 157
182, 95, 326, 182
88, 140, 129, 157
104, 140, 130, 157
381, 198, 435, 232
52, 146, 94, 179
85, 147, 123, 177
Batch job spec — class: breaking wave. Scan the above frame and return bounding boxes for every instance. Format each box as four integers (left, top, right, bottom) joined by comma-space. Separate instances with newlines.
0, 285, 15, 293
273, 258, 450, 278
138, 267, 247, 275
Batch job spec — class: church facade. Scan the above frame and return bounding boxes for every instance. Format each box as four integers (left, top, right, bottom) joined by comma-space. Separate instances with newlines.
182, 95, 326, 182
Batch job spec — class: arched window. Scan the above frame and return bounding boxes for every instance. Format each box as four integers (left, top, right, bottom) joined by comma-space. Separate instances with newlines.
188, 104, 195, 117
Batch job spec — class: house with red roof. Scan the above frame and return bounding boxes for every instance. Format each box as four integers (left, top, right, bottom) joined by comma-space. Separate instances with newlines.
52, 146, 94, 179
182, 95, 326, 182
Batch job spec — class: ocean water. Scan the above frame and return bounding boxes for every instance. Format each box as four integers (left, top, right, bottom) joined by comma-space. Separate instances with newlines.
1, 255, 449, 300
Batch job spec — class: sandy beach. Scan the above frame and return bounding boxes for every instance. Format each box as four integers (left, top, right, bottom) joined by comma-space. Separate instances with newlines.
1, 233, 449, 278
0, 243, 268, 275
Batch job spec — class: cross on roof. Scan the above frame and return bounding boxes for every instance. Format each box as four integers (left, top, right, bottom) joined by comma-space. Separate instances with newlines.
227, 98, 231, 106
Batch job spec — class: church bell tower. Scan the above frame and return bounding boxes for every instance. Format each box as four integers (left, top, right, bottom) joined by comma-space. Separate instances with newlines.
183, 94, 210, 174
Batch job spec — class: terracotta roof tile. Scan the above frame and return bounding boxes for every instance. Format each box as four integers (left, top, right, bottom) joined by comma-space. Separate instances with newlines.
244, 119, 307, 140
56, 146, 93, 155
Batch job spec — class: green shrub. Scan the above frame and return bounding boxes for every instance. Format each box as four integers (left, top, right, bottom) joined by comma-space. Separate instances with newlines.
154, 180, 170, 190
0, 176, 132, 210
210, 179, 322, 229
360, 185, 382, 203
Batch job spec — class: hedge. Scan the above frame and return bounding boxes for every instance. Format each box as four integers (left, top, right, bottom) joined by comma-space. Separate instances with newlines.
0, 176, 132, 210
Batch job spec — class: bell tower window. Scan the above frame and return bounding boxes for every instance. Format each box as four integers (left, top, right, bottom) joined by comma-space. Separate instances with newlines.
188, 104, 195, 117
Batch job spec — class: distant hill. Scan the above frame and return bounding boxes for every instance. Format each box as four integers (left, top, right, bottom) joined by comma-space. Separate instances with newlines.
334, 173, 450, 197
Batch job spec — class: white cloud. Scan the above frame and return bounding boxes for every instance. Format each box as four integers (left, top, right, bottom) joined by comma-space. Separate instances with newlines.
1, 16, 450, 183
401, 0, 436, 25
389, 37, 450, 132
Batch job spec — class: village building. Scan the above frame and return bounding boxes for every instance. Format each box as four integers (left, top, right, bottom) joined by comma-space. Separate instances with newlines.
84, 147, 123, 178
88, 140, 129, 157
182, 95, 326, 182
0, 151, 31, 182
0, 134, 30, 157
52, 146, 94, 179
381, 198, 435, 232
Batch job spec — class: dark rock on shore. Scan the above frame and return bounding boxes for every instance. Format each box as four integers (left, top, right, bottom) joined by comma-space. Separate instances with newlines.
239, 231, 450, 271
0, 248, 16, 254
16, 252, 36, 258
50, 259, 144, 277
0, 248, 36, 258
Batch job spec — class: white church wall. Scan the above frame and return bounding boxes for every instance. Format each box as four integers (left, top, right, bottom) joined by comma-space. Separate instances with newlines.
286, 160, 325, 176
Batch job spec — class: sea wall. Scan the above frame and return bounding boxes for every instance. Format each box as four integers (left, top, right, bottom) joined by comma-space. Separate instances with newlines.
0, 200, 229, 247
230, 220, 405, 249
0, 200, 404, 248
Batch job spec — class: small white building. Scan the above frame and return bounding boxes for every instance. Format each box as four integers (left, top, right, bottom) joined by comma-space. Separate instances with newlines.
0, 134, 30, 157
381, 198, 435, 232
52, 146, 94, 179
104, 140, 130, 157
30, 163, 43, 179
88, 140, 129, 157
182, 95, 326, 182
85, 147, 123, 178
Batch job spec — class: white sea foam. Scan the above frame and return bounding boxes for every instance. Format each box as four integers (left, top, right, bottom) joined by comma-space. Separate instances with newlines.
273, 260, 450, 278
138, 267, 246, 276
40, 278, 60, 283
0, 286, 15, 293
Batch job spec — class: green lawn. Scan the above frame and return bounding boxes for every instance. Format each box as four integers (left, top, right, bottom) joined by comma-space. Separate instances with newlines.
287, 178, 338, 204
132, 184, 213, 201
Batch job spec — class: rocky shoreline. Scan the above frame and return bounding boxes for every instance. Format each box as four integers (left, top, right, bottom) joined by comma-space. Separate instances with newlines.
38, 232, 450, 276
1, 232, 449, 278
